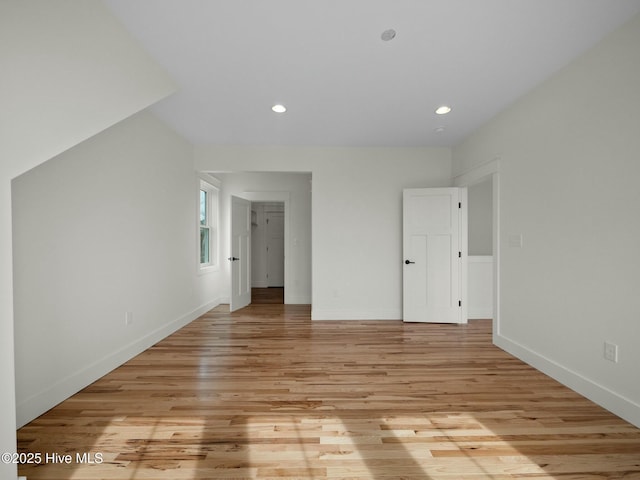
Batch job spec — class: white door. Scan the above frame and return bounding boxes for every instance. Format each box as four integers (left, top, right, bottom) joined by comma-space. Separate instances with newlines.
403, 188, 467, 323
230, 195, 251, 312
266, 211, 285, 287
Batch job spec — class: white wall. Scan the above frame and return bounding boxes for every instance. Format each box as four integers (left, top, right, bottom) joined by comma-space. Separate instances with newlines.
196, 146, 452, 319
468, 256, 493, 319
12, 111, 221, 427
0, 0, 175, 179
0, 1, 176, 473
0, 181, 17, 479
468, 179, 493, 255
453, 13, 640, 427
216, 173, 312, 304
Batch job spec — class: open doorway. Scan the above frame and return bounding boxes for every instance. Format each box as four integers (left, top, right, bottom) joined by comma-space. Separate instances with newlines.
214, 172, 312, 308
467, 178, 494, 320
454, 160, 500, 337
251, 202, 284, 304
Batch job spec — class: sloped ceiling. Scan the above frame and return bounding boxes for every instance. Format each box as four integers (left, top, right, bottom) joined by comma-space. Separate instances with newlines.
104, 0, 640, 147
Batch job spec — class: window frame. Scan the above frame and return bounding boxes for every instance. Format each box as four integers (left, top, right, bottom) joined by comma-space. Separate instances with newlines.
198, 178, 219, 272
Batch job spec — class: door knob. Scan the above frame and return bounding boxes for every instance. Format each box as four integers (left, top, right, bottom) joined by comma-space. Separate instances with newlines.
405, 259, 415, 265
228, 257, 240, 261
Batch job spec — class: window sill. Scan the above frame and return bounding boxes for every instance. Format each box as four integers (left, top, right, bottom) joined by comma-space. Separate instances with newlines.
198, 264, 219, 275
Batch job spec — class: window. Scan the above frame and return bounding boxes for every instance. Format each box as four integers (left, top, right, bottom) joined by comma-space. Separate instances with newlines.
199, 180, 218, 269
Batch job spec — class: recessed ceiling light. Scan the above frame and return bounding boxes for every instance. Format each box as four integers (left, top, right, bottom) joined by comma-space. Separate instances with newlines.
435, 105, 452, 115
272, 104, 287, 113
381, 29, 396, 41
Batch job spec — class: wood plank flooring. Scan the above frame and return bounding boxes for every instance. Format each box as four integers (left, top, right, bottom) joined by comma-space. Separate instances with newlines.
252, 287, 284, 304
17, 304, 640, 479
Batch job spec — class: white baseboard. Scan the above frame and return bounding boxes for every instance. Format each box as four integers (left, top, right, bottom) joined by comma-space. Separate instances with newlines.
16, 299, 221, 428
495, 333, 640, 429
252, 280, 269, 288
311, 307, 401, 321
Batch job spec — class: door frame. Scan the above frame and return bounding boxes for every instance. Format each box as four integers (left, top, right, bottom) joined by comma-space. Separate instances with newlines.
454, 158, 500, 341
241, 191, 292, 303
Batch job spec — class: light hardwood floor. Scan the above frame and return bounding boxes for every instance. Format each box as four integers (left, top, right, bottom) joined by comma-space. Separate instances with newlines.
18, 303, 640, 479
252, 287, 284, 304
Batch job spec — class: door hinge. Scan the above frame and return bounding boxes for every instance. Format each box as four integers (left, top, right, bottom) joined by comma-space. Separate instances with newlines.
458, 202, 462, 208
266, 218, 269, 224
458, 251, 462, 258
458, 300, 462, 307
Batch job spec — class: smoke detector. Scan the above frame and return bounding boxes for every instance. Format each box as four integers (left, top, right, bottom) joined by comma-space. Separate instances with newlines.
381, 29, 396, 41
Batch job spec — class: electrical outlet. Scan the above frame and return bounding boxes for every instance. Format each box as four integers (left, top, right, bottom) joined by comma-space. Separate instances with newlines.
508, 234, 523, 248
604, 341, 618, 363
125, 311, 133, 326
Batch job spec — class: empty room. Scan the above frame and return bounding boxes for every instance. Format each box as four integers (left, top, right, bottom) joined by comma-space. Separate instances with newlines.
2, 1, 640, 479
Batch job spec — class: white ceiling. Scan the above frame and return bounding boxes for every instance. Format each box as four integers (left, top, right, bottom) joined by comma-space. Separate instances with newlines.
104, 0, 640, 147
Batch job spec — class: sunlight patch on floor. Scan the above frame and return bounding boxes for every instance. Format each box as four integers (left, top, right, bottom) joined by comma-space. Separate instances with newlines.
316, 413, 553, 479
83, 416, 207, 480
